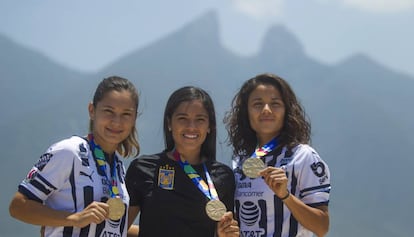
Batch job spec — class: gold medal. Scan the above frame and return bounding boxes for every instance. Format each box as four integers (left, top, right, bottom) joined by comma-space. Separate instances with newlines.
205, 199, 227, 221
242, 157, 265, 178
107, 197, 125, 220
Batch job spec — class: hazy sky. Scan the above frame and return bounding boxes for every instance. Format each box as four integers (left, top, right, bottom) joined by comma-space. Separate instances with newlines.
1, 0, 413, 76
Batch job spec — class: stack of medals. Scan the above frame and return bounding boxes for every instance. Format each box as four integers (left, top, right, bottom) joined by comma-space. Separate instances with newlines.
173, 150, 226, 221
89, 134, 125, 220
242, 137, 278, 178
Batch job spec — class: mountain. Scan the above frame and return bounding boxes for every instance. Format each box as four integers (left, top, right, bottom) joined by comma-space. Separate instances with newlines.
306, 54, 414, 236
0, 35, 92, 123
1, 11, 413, 236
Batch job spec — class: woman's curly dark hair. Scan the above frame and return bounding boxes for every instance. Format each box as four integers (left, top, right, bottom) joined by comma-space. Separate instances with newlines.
224, 73, 311, 157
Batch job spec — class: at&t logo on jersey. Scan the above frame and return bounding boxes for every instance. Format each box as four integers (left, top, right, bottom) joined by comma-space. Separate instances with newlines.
100, 231, 121, 237
239, 201, 265, 237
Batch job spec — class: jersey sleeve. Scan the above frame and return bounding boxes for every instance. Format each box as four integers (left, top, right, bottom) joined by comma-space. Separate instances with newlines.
292, 145, 331, 206
125, 155, 157, 207
18, 139, 77, 203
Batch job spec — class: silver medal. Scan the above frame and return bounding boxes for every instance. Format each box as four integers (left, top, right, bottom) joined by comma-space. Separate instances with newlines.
242, 158, 265, 178
205, 199, 227, 221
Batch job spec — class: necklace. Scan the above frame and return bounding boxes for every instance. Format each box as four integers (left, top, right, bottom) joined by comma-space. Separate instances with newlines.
88, 134, 125, 220
172, 149, 226, 221
242, 137, 278, 178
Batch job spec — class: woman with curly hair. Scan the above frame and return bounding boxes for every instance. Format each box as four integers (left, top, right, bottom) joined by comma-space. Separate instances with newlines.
224, 73, 331, 237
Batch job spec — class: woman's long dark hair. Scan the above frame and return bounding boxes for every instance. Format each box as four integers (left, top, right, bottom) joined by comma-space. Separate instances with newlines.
163, 86, 217, 161
224, 73, 310, 156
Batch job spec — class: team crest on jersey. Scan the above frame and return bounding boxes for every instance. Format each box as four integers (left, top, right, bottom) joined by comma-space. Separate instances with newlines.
35, 153, 53, 171
158, 165, 175, 190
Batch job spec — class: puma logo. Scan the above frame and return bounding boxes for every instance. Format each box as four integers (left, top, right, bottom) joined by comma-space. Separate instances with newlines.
80, 170, 94, 182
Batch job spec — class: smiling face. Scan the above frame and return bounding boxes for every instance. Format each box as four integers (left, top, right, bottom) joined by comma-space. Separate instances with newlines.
248, 84, 285, 146
88, 89, 137, 154
168, 99, 210, 157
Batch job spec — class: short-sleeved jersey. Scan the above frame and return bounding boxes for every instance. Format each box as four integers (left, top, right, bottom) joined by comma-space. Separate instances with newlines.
126, 152, 235, 237
233, 144, 331, 237
18, 136, 129, 237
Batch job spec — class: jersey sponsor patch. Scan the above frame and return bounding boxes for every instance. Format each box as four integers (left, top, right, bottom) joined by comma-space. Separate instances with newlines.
158, 165, 175, 190
238, 200, 266, 237
79, 143, 90, 166
310, 161, 325, 177
25, 167, 39, 182
35, 153, 53, 171
80, 170, 95, 182
100, 230, 121, 237
310, 161, 329, 185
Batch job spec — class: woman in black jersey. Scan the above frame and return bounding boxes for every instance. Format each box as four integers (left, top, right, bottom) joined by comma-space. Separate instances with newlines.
126, 86, 239, 237
9, 76, 140, 237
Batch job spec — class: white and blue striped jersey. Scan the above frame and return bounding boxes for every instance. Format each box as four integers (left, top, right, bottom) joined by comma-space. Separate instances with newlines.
233, 144, 331, 237
18, 136, 129, 237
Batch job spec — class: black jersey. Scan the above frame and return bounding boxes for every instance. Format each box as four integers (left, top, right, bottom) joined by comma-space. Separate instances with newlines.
126, 152, 235, 237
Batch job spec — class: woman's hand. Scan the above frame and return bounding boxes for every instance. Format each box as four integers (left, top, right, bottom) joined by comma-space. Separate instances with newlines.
68, 201, 109, 228
10, 192, 110, 228
259, 167, 289, 199
217, 211, 240, 237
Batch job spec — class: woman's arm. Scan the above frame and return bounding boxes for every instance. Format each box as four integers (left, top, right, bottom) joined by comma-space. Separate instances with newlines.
282, 194, 329, 237
260, 167, 329, 237
127, 205, 140, 237
9, 191, 109, 228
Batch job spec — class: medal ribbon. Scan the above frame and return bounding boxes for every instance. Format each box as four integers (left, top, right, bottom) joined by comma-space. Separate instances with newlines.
251, 137, 278, 158
88, 134, 119, 198
172, 149, 219, 200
